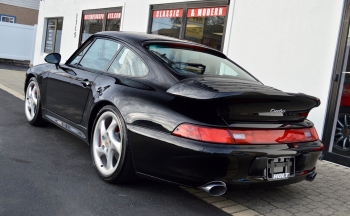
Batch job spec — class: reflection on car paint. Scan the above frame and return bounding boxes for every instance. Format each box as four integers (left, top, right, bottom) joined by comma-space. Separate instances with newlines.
46, 115, 86, 138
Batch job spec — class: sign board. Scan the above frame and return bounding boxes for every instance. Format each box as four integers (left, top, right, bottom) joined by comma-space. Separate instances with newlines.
187, 7, 227, 17
44, 19, 57, 53
153, 9, 183, 18
107, 13, 122, 19
84, 14, 104, 20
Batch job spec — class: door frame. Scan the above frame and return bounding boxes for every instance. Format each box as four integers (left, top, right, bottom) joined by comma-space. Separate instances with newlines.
322, 0, 350, 166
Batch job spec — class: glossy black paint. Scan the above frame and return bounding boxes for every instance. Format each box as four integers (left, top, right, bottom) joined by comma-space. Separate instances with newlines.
46, 65, 98, 124
128, 124, 322, 186
26, 32, 323, 187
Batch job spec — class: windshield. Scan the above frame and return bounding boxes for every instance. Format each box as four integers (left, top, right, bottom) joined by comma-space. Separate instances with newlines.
146, 44, 257, 82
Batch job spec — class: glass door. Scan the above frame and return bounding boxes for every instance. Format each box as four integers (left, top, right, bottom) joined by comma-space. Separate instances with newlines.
329, 29, 350, 160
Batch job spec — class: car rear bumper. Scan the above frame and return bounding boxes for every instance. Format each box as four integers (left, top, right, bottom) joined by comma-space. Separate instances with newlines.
127, 125, 322, 187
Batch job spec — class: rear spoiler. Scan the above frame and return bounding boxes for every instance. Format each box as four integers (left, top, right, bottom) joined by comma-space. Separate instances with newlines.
166, 79, 320, 122
167, 79, 318, 100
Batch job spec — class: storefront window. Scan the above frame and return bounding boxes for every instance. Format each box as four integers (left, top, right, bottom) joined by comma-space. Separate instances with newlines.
81, 13, 104, 44
185, 7, 226, 51
44, 18, 63, 53
81, 8, 122, 45
150, 9, 183, 38
329, 28, 350, 157
106, 12, 122, 31
149, 2, 228, 51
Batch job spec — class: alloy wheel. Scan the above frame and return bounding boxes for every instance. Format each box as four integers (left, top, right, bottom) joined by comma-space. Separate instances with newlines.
92, 111, 123, 176
334, 114, 350, 151
25, 81, 39, 121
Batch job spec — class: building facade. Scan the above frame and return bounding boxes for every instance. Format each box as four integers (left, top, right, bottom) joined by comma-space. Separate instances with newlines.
0, 0, 40, 25
33, 0, 350, 166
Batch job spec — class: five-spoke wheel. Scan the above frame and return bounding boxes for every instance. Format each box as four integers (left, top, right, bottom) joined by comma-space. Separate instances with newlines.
92, 111, 123, 176
91, 105, 136, 183
25, 77, 44, 125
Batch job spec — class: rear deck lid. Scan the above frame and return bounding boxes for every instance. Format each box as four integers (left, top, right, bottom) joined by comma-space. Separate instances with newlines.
167, 77, 320, 122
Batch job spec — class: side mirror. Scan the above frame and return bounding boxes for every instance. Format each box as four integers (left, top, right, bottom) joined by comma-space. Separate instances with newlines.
45, 53, 61, 66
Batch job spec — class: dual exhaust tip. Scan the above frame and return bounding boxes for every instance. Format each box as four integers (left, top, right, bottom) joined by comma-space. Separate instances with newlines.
199, 181, 227, 196
305, 172, 317, 182
199, 172, 317, 196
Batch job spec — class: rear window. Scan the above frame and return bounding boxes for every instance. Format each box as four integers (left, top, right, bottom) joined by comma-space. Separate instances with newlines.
146, 44, 257, 82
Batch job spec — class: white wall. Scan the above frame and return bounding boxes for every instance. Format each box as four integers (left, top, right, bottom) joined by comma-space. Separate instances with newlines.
33, 0, 345, 137
0, 22, 37, 64
227, 0, 344, 137
0, 0, 40, 10
33, 0, 204, 66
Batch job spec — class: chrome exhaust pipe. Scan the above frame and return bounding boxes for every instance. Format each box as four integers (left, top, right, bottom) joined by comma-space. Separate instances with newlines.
199, 181, 227, 196
306, 172, 317, 182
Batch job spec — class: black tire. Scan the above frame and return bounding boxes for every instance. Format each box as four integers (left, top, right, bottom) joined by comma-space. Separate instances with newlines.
90, 105, 138, 183
25, 77, 45, 126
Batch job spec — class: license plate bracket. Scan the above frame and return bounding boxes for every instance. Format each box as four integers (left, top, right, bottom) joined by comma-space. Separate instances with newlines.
265, 156, 295, 181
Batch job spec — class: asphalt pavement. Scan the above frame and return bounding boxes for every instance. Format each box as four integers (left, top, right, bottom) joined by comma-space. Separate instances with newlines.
0, 88, 228, 216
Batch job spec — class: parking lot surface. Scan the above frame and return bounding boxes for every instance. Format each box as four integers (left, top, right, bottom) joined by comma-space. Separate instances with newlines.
0, 88, 228, 216
1, 63, 350, 216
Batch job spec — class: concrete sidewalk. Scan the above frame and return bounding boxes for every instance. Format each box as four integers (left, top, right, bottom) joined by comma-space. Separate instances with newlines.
1, 64, 350, 216
183, 161, 350, 216
0, 63, 27, 100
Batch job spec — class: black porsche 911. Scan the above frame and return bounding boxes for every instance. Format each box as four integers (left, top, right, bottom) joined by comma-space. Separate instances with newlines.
25, 31, 323, 196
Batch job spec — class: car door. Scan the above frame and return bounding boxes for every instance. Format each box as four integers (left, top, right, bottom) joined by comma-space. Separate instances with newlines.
46, 38, 122, 124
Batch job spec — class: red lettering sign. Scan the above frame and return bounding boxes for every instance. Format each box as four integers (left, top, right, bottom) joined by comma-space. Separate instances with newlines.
187, 7, 227, 17
107, 13, 122, 19
84, 14, 105, 20
152, 9, 183, 18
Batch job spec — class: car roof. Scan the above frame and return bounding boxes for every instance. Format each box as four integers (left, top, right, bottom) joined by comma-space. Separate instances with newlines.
95, 31, 223, 54
96, 31, 183, 43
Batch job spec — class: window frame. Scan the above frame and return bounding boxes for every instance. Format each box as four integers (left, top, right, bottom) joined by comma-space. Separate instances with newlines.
144, 41, 259, 82
79, 7, 123, 46
105, 45, 150, 78
1, 15, 16, 23
44, 17, 64, 54
67, 35, 150, 77
67, 37, 123, 73
147, 0, 230, 51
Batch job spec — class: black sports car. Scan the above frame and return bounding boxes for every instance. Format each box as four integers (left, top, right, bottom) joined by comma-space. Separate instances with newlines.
25, 32, 323, 196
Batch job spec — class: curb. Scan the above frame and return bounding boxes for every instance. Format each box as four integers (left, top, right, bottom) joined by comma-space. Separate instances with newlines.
0, 58, 30, 67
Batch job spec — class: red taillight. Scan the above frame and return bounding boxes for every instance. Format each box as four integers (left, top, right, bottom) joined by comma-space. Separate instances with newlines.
172, 123, 319, 144
172, 124, 233, 144
230, 127, 319, 144
300, 112, 309, 117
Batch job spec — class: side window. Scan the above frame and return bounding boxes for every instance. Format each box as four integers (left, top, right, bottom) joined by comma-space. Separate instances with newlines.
70, 42, 93, 66
219, 62, 239, 76
79, 39, 121, 71
107, 47, 148, 77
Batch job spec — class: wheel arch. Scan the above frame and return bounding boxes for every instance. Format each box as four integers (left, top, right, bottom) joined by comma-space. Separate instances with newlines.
24, 74, 36, 93
88, 100, 117, 144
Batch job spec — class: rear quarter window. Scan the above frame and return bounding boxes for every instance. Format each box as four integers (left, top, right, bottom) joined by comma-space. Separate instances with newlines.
147, 44, 257, 82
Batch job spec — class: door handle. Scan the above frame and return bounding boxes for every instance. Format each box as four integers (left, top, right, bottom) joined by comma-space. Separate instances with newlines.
97, 87, 103, 94
81, 80, 91, 87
